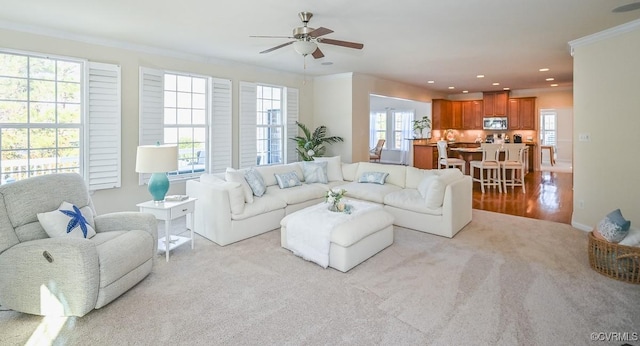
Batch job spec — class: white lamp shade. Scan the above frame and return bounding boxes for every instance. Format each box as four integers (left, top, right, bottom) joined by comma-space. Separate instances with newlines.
293, 40, 317, 55
135, 144, 179, 173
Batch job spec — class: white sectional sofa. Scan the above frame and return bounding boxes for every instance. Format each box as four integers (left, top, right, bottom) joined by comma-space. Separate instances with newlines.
185, 157, 472, 246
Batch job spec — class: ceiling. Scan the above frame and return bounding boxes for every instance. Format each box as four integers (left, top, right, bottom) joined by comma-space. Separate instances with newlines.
1, 0, 639, 95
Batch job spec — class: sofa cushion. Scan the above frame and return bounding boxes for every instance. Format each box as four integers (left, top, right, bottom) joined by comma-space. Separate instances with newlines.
95, 229, 154, 288
231, 194, 287, 221
37, 201, 97, 239
266, 184, 327, 205
424, 170, 464, 209
384, 189, 443, 216
256, 163, 304, 187
406, 166, 433, 189
301, 161, 328, 184
358, 171, 389, 185
340, 181, 402, 204
341, 162, 359, 182
313, 156, 343, 181
355, 162, 407, 187
225, 168, 254, 203
244, 168, 266, 197
200, 177, 245, 215
274, 171, 302, 189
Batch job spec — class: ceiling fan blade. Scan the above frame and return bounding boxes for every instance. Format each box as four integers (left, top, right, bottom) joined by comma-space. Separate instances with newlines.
312, 47, 324, 59
318, 38, 364, 50
260, 41, 294, 54
308, 27, 334, 38
250, 35, 294, 39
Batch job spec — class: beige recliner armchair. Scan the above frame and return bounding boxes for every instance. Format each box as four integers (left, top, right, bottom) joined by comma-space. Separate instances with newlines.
0, 173, 157, 317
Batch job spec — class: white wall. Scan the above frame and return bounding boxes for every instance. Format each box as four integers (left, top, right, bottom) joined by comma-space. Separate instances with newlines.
312, 73, 353, 161
571, 20, 640, 230
0, 28, 313, 214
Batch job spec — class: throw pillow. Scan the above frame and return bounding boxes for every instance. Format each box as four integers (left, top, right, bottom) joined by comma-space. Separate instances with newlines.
596, 209, 631, 243
244, 168, 266, 197
417, 175, 437, 199
358, 171, 389, 185
313, 156, 343, 181
301, 161, 328, 184
619, 227, 640, 247
226, 168, 254, 203
37, 201, 97, 239
274, 171, 302, 189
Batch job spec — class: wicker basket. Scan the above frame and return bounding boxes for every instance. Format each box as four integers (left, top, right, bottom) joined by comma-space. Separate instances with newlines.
588, 231, 640, 284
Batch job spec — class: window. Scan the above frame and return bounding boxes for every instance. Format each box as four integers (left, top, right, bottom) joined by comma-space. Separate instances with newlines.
256, 85, 283, 166
540, 110, 557, 146
239, 82, 298, 168
163, 73, 207, 178
139, 68, 231, 182
0, 50, 121, 189
369, 109, 414, 150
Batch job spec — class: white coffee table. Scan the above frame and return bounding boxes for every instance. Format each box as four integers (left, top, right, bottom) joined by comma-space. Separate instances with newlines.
137, 198, 196, 262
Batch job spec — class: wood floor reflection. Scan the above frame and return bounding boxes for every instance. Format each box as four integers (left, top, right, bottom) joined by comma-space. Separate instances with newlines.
472, 171, 573, 224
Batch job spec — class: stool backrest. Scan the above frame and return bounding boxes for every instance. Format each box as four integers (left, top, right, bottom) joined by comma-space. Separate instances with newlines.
436, 140, 449, 160
481, 143, 502, 163
503, 143, 526, 163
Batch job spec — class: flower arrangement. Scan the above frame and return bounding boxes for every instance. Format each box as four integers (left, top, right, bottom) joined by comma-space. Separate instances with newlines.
325, 188, 347, 212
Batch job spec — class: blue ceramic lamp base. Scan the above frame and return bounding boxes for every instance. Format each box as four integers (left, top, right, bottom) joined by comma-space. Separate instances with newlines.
148, 172, 170, 202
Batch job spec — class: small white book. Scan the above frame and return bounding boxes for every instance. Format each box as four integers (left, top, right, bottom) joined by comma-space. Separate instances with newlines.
165, 195, 189, 202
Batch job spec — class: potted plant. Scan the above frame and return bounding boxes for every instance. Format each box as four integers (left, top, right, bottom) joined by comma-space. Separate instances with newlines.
412, 116, 432, 139
290, 121, 344, 161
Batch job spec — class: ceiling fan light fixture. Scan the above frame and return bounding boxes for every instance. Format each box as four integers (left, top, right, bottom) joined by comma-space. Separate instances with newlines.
293, 40, 317, 55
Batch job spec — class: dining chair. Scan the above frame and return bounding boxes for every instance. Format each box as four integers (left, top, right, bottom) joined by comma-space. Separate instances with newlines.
436, 140, 466, 174
470, 143, 502, 193
501, 143, 526, 193
369, 139, 385, 162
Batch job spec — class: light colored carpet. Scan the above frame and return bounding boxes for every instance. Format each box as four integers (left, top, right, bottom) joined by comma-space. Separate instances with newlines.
1, 210, 638, 345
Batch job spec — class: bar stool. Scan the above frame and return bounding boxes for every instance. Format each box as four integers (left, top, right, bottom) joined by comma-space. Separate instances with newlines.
500, 143, 526, 193
436, 140, 466, 174
470, 143, 502, 193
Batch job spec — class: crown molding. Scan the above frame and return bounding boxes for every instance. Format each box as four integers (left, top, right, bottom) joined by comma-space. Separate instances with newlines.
569, 18, 640, 56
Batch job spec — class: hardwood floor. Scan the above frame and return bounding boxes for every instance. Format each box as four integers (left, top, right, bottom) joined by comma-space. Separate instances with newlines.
472, 171, 574, 224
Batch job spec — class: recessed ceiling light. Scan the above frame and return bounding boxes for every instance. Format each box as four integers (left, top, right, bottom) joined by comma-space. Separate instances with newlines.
462, 90, 469, 93
550, 84, 558, 87
448, 86, 455, 89
546, 78, 555, 81
503, 87, 510, 90
427, 80, 435, 84
476, 75, 485, 78
613, 2, 640, 13
321, 62, 333, 66
539, 68, 550, 72
492, 82, 500, 86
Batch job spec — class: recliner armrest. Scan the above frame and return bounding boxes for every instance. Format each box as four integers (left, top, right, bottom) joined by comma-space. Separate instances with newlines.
0, 237, 100, 317
94, 212, 158, 253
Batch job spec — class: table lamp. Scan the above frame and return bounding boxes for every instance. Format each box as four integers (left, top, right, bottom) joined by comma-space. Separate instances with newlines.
135, 144, 179, 202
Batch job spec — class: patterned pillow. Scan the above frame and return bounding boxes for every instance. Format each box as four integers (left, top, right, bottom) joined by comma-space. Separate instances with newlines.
37, 201, 97, 239
244, 168, 266, 197
274, 171, 302, 189
358, 171, 389, 185
596, 209, 631, 243
302, 161, 328, 184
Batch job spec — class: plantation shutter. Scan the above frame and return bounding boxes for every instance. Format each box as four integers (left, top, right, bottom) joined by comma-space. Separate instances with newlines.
210, 78, 232, 173
86, 62, 121, 191
285, 87, 299, 163
239, 81, 257, 169
138, 67, 164, 185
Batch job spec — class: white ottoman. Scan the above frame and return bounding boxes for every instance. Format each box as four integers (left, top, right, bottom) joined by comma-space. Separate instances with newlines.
281, 201, 394, 272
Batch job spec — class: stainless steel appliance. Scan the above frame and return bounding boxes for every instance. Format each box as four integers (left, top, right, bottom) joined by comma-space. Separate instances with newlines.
483, 117, 508, 130
513, 134, 523, 143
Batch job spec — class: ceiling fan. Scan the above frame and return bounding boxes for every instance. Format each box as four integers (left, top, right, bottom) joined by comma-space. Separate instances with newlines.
251, 11, 364, 59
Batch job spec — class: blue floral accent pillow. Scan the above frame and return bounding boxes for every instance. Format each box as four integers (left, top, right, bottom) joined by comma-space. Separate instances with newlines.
302, 161, 328, 184
274, 171, 302, 189
37, 201, 97, 239
596, 209, 631, 243
358, 171, 389, 185
244, 168, 266, 197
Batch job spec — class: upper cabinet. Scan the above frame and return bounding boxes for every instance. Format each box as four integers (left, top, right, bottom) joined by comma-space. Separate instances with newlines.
483, 91, 509, 116
507, 97, 536, 130
432, 99, 451, 130
462, 100, 483, 130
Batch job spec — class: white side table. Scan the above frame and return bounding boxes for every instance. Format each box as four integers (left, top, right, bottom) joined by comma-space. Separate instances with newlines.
136, 198, 197, 262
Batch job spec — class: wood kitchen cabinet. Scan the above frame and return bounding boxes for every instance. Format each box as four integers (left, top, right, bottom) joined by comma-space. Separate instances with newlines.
483, 91, 509, 116
432, 99, 452, 130
462, 100, 483, 129
451, 101, 462, 129
507, 97, 536, 130
413, 144, 437, 169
